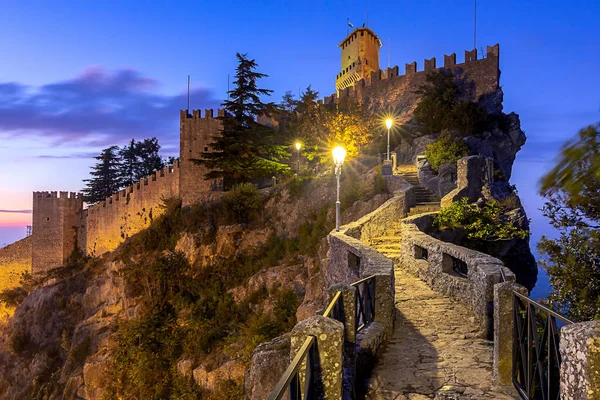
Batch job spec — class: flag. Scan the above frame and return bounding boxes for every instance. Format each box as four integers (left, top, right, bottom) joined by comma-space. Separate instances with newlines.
347, 19, 354, 28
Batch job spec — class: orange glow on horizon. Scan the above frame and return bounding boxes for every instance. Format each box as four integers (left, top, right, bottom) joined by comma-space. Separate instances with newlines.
0, 212, 32, 227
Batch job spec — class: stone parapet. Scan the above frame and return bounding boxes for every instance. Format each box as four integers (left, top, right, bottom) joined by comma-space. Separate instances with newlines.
560, 320, 600, 399
401, 213, 513, 337
493, 281, 527, 386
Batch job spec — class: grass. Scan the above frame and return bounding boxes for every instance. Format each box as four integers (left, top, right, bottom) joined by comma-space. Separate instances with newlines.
0, 258, 31, 323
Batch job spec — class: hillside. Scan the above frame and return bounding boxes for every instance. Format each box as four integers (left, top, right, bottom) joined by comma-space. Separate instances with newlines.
0, 162, 390, 399
0, 237, 31, 324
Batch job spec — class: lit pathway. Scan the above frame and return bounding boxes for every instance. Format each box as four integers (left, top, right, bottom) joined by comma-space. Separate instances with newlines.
365, 258, 516, 399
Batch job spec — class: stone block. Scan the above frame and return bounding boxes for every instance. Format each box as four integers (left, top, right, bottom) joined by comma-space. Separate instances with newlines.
328, 284, 357, 344
245, 333, 291, 400
372, 274, 395, 339
560, 320, 600, 399
290, 315, 344, 399
493, 281, 527, 386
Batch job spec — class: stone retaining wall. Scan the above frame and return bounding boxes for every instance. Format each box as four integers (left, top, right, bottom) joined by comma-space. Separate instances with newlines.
400, 213, 513, 337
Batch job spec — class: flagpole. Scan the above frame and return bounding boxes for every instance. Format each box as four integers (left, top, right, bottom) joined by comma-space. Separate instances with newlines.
474, 0, 477, 50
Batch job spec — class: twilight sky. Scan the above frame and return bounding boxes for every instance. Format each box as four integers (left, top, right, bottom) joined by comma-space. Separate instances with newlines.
1, 0, 599, 295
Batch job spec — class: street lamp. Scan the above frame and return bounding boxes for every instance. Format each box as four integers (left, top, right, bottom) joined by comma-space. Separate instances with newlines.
332, 146, 346, 232
385, 118, 394, 161
295, 142, 301, 172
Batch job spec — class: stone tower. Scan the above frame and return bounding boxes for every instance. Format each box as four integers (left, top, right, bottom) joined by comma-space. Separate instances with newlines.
32, 191, 83, 274
179, 109, 224, 206
335, 27, 382, 92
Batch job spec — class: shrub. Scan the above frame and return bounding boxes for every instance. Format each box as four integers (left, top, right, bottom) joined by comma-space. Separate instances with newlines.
434, 198, 529, 241
424, 133, 469, 173
222, 183, 262, 224
287, 175, 312, 198
414, 71, 487, 135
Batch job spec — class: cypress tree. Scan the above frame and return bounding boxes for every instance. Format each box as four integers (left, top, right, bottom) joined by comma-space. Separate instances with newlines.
82, 146, 122, 204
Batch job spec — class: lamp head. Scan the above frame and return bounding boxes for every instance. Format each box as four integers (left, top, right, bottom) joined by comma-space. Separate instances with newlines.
295, 142, 301, 151
385, 118, 394, 130
332, 146, 346, 166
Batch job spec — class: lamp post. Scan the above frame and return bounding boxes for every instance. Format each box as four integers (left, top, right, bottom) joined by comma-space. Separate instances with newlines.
385, 118, 394, 161
295, 142, 301, 173
332, 146, 346, 232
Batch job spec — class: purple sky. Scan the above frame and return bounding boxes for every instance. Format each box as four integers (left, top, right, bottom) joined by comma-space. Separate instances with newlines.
0, 1, 599, 297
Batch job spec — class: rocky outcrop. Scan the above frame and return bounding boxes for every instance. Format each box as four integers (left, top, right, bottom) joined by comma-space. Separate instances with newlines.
417, 159, 457, 199
244, 333, 291, 400
192, 359, 247, 392
394, 134, 436, 165
464, 112, 526, 181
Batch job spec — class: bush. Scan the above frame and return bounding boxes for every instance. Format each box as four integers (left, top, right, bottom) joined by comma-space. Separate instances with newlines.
424, 133, 469, 173
434, 198, 529, 241
222, 183, 262, 224
414, 71, 487, 135
287, 175, 312, 198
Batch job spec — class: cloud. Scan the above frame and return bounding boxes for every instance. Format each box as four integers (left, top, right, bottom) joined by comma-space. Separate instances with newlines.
0, 67, 219, 147
0, 210, 32, 214
36, 152, 98, 159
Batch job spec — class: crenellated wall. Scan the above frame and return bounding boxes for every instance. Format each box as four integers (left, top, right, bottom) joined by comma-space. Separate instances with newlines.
325, 44, 500, 114
85, 162, 180, 256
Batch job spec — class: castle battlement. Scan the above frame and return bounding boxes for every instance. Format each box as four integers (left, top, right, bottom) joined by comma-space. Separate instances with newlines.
325, 44, 500, 105
86, 160, 181, 215
33, 191, 83, 200
180, 109, 225, 120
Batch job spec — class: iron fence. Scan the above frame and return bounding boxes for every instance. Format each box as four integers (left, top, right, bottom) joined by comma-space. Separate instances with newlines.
351, 275, 376, 332
323, 291, 343, 322
267, 335, 317, 400
512, 291, 574, 400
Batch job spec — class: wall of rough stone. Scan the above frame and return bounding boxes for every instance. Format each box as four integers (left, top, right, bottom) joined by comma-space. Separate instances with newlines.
32, 191, 83, 273
401, 213, 512, 337
179, 109, 223, 207
325, 44, 500, 116
85, 163, 180, 257
0, 237, 32, 270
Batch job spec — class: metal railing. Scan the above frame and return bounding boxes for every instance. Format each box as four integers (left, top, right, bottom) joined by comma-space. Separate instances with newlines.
267, 335, 317, 400
268, 275, 377, 399
351, 275, 376, 332
512, 291, 574, 400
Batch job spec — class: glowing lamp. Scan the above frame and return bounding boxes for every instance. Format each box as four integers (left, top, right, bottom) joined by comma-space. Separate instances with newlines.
295, 142, 301, 151
332, 146, 346, 167
385, 118, 394, 130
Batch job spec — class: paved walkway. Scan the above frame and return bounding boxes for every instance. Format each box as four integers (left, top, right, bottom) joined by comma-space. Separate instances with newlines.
365, 265, 515, 400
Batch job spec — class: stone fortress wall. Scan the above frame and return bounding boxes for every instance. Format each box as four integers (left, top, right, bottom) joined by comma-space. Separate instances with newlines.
84, 162, 181, 257
325, 44, 500, 114
32, 191, 83, 274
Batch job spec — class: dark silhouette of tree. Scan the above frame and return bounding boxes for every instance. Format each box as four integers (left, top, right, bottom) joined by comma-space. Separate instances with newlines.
196, 53, 290, 184
539, 123, 600, 321
119, 138, 165, 187
82, 146, 122, 204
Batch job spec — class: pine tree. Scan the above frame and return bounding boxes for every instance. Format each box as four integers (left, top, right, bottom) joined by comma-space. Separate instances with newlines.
119, 139, 139, 187
195, 53, 291, 184
135, 138, 164, 180
82, 146, 122, 204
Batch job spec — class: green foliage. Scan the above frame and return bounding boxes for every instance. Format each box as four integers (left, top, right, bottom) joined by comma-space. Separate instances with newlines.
195, 53, 291, 183
83, 137, 166, 204
82, 146, 122, 204
424, 132, 469, 173
538, 123, 600, 321
222, 183, 262, 223
414, 71, 487, 135
286, 175, 313, 198
434, 198, 529, 241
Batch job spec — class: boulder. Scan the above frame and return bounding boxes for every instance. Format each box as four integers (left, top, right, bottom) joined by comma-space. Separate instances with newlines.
193, 359, 246, 392
464, 112, 526, 181
244, 333, 291, 400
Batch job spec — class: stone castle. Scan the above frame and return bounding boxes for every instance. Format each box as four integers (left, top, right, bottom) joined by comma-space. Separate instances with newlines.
1, 27, 501, 274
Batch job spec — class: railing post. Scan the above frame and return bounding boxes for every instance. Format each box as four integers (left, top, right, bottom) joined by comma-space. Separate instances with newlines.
493, 281, 527, 387
373, 274, 395, 339
559, 320, 600, 399
290, 315, 344, 399
327, 284, 357, 344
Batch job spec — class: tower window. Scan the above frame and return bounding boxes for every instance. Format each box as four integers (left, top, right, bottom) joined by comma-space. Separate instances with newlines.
204, 146, 209, 152
46, 217, 50, 222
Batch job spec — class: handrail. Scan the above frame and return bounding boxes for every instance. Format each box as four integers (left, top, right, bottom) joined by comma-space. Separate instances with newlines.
512, 291, 574, 325
323, 291, 342, 319
351, 274, 376, 287
267, 335, 316, 400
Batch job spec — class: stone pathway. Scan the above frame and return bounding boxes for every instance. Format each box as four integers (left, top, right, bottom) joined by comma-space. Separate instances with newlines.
394, 165, 440, 216
365, 265, 516, 399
